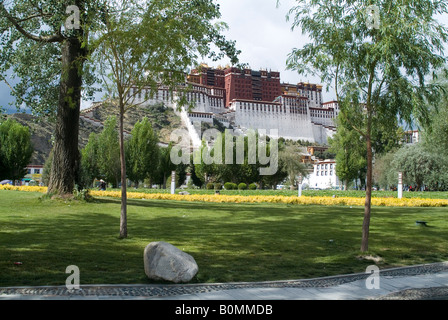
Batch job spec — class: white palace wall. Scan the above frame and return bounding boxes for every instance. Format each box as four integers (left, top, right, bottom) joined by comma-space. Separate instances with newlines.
129, 83, 336, 145
230, 100, 316, 142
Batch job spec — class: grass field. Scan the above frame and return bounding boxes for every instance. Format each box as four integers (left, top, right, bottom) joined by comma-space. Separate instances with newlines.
1, 190, 447, 287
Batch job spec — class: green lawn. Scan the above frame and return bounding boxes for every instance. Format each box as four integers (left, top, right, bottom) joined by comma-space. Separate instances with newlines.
1, 190, 447, 287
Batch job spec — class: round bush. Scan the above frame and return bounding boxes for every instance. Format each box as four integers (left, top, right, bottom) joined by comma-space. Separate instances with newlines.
248, 183, 257, 190
224, 182, 234, 190
206, 183, 215, 190
214, 183, 222, 190
238, 183, 247, 190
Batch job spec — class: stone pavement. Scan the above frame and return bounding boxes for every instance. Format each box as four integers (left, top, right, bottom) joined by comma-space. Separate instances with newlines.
1, 262, 448, 300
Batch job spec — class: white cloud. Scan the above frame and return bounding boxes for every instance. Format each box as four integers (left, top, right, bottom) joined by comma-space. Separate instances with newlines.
206, 0, 334, 99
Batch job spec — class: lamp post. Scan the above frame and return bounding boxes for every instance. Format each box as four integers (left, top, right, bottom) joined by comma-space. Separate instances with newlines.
297, 174, 303, 197
171, 171, 176, 195
398, 172, 403, 199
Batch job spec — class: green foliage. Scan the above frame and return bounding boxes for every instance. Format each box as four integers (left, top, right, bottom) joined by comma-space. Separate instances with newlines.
422, 73, 448, 158
392, 144, 448, 191
72, 188, 93, 202
80, 133, 100, 188
286, 0, 448, 181
155, 143, 176, 188
188, 160, 203, 188
224, 182, 234, 190
248, 183, 257, 190
92, 0, 241, 113
238, 183, 247, 190
374, 143, 448, 191
194, 130, 279, 185
96, 116, 121, 187
125, 117, 159, 186
279, 144, 308, 187
206, 182, 214, 190
0, 118, 33, 182
373, 150, 398, 190
285, 0, 448, 251
213, 182, 222, 190
328, 117, 367, 189
42, 150, 53, 186
0, 1, 103, 119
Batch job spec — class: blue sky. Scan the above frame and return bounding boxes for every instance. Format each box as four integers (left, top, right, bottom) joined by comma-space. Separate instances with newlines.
1, 0, 448, 112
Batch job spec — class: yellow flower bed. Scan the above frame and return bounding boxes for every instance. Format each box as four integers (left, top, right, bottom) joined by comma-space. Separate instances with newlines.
91, 190, 448, 207
0, 184, 48, 193
1, 185, 447, 207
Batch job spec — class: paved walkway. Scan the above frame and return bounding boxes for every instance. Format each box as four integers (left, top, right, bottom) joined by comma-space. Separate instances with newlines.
1, 262, 448, 300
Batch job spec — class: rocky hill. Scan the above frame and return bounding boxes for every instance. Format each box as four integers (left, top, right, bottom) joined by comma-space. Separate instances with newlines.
6, 101, 185, 165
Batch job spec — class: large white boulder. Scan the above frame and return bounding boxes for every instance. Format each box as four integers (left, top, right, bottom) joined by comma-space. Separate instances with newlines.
143, 241, 198, 283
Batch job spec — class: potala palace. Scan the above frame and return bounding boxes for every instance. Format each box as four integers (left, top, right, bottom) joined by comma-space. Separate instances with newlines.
119, 65, 339, 148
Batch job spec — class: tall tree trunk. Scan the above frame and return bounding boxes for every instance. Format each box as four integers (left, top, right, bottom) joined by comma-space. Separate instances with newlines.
119, 105, 127, 238
361, 64, 376, 253
361, 134, 373, 252
48, 37, 85, 195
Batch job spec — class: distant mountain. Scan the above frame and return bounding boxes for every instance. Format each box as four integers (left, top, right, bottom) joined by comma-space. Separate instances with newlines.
6, 101, 185, 165
2, 105, 31, 115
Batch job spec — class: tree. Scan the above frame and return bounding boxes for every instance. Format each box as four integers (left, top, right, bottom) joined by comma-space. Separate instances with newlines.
194, 130, 268, 185
392, 143, 448, 191
422, 73, 448, 157
0, 118, 33, 183
193, 140, 216, 185
279, 144, 309, 190
157, 143, 176, 189
0, 1, 104, 195
285, 0, 448, 252
42, 150, 53, 187
92, 0, 240, 238
80, 132, 101, 188
126, 117, 159, 187
373, 150, 397, 190
97, 116, 120, 188
328, 117, 367, 190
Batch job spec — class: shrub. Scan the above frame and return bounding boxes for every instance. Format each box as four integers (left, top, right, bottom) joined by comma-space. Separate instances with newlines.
238, 183, 247, 190
248, 183, 257, 190
73, 188, 93, 202
214, 183, 222, 190
224, 182, 234, 190
232, 183, 238, 190
206, 183, 215, 190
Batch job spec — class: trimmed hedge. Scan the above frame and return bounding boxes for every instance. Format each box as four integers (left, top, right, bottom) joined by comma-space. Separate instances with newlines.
224, 182, 234, 190
238, 183, 247, 190
248, 183, 257, 190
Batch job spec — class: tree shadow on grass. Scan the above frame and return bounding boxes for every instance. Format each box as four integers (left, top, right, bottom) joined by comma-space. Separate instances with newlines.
2, 195, 447, 286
